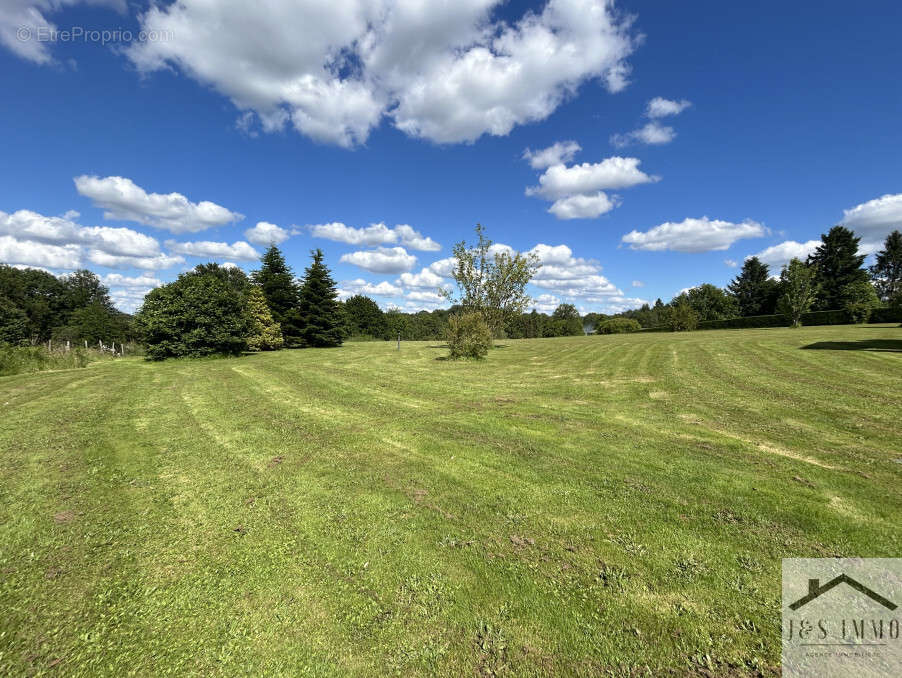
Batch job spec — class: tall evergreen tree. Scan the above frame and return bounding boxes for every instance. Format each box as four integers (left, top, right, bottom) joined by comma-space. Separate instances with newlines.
807, 226, 869, 309
297, 249, 344, 348
870, 230, 902, 302
252, 245, 303, 345
727, 257, 779, 316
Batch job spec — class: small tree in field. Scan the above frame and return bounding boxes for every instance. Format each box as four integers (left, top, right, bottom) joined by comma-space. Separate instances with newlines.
840, 279, 880, 323
665, 300, 698, 331
777, 258, 819, 327
446, 312, 492, 359
246, 286, 283, 351
297, 249, 344, 348
442, 224, 540, 339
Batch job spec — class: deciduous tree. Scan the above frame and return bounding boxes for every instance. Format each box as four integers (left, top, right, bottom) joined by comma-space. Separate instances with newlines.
443, 224, 540, 338
777, 258, 819, 327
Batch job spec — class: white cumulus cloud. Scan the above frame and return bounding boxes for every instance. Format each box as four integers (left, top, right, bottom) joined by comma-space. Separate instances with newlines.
310, 221, 439, 251
548, 192, 617, 219
340, 246, 417, 274
748, 240, 820, 269
124, 0, 636, 146
522, 141, 581, 170
646, 97, 692, 118
164, 239, 259, 261
622, 217, 767, 253
74, 175, 243, 234
244, 221, 295, 245
840, 193, 902, 251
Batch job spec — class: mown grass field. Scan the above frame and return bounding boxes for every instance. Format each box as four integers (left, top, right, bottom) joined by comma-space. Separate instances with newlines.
1, 325, 900, 676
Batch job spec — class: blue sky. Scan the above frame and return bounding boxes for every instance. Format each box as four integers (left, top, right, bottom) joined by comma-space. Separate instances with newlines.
1, 0, 900, 313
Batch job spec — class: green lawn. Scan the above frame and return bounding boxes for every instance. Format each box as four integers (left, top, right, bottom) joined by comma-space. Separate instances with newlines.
1, 325, 900, 676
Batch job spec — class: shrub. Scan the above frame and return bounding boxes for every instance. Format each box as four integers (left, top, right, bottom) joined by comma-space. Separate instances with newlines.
136, 265, 250, 361
666, 302, 698, 332
446, 312, 493, 359
597, 318, 642, 334
840, 280, 880, 323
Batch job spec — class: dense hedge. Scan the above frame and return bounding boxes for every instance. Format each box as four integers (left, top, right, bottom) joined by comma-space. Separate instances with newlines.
644, 306, 900, 332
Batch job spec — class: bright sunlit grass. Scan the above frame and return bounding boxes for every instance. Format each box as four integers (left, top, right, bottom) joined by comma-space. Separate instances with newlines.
1, 325, 900, 676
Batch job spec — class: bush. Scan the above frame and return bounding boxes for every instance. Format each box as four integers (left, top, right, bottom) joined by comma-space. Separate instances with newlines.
666, 302, 699, 332
135, 265, 250, 360
597, 317, 642, 334
840, 280, 880, 323
446, 312, 493, 359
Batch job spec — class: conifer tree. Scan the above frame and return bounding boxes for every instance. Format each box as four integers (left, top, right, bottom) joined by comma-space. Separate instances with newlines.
297, 249, 344, 347
727, 256, 779, 316
807, 226, 868, 309
870, 230, 902, 302
246, 286, 284, 351
252, 245, 302, 345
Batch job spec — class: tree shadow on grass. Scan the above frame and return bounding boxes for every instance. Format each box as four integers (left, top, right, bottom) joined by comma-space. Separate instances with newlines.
801, 339, 902, 353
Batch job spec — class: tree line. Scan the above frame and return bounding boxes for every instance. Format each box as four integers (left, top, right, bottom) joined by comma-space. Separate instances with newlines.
3, 224, 898, 359
135, 247, 344, 360
600, 226, 901, 331
0, 265, 134, 346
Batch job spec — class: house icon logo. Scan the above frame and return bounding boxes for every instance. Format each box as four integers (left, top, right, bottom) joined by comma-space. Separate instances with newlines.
788, 574, 897, 611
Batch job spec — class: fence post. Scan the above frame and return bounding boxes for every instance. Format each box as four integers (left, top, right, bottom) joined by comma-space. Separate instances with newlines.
397, 332, 400, 351
66, 340, 70, 352
48, 339, 52, 352
84, 340, 88, 349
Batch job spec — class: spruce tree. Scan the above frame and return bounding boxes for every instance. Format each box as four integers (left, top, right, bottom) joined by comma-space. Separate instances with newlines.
727, 256, 779, 316
297, 249, 344, 348
246, 286, 284, 351
252, 245, 303, 345
870, 230, 902, 302
807, 226, 869, 310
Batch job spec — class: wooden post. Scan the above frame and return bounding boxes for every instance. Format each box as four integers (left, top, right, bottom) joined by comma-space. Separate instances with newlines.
84, 340, 88, 349
397, 332, 400, 351
48, 339, 52, 352
66, 340, 70, 352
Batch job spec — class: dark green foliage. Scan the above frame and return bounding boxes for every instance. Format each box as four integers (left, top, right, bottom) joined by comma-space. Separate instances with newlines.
870, 230, 902, 302
0, 264, 132, 344
808, 226, 869, 310
252, 246, 303, 345
53, 303, 132, 345
665, 301, 699, 331
0, 294, 28, 344
246, 286, 283, 351
297, 249, 343, 348
344, 294, 388, 339
727, 257, 779, 316
135, 264, 250, 360
840, 280, 880, 323
597, 318, 642, 334
446, 312, 492, 359
674, 284, 738, 322
549, 304, 584, 336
